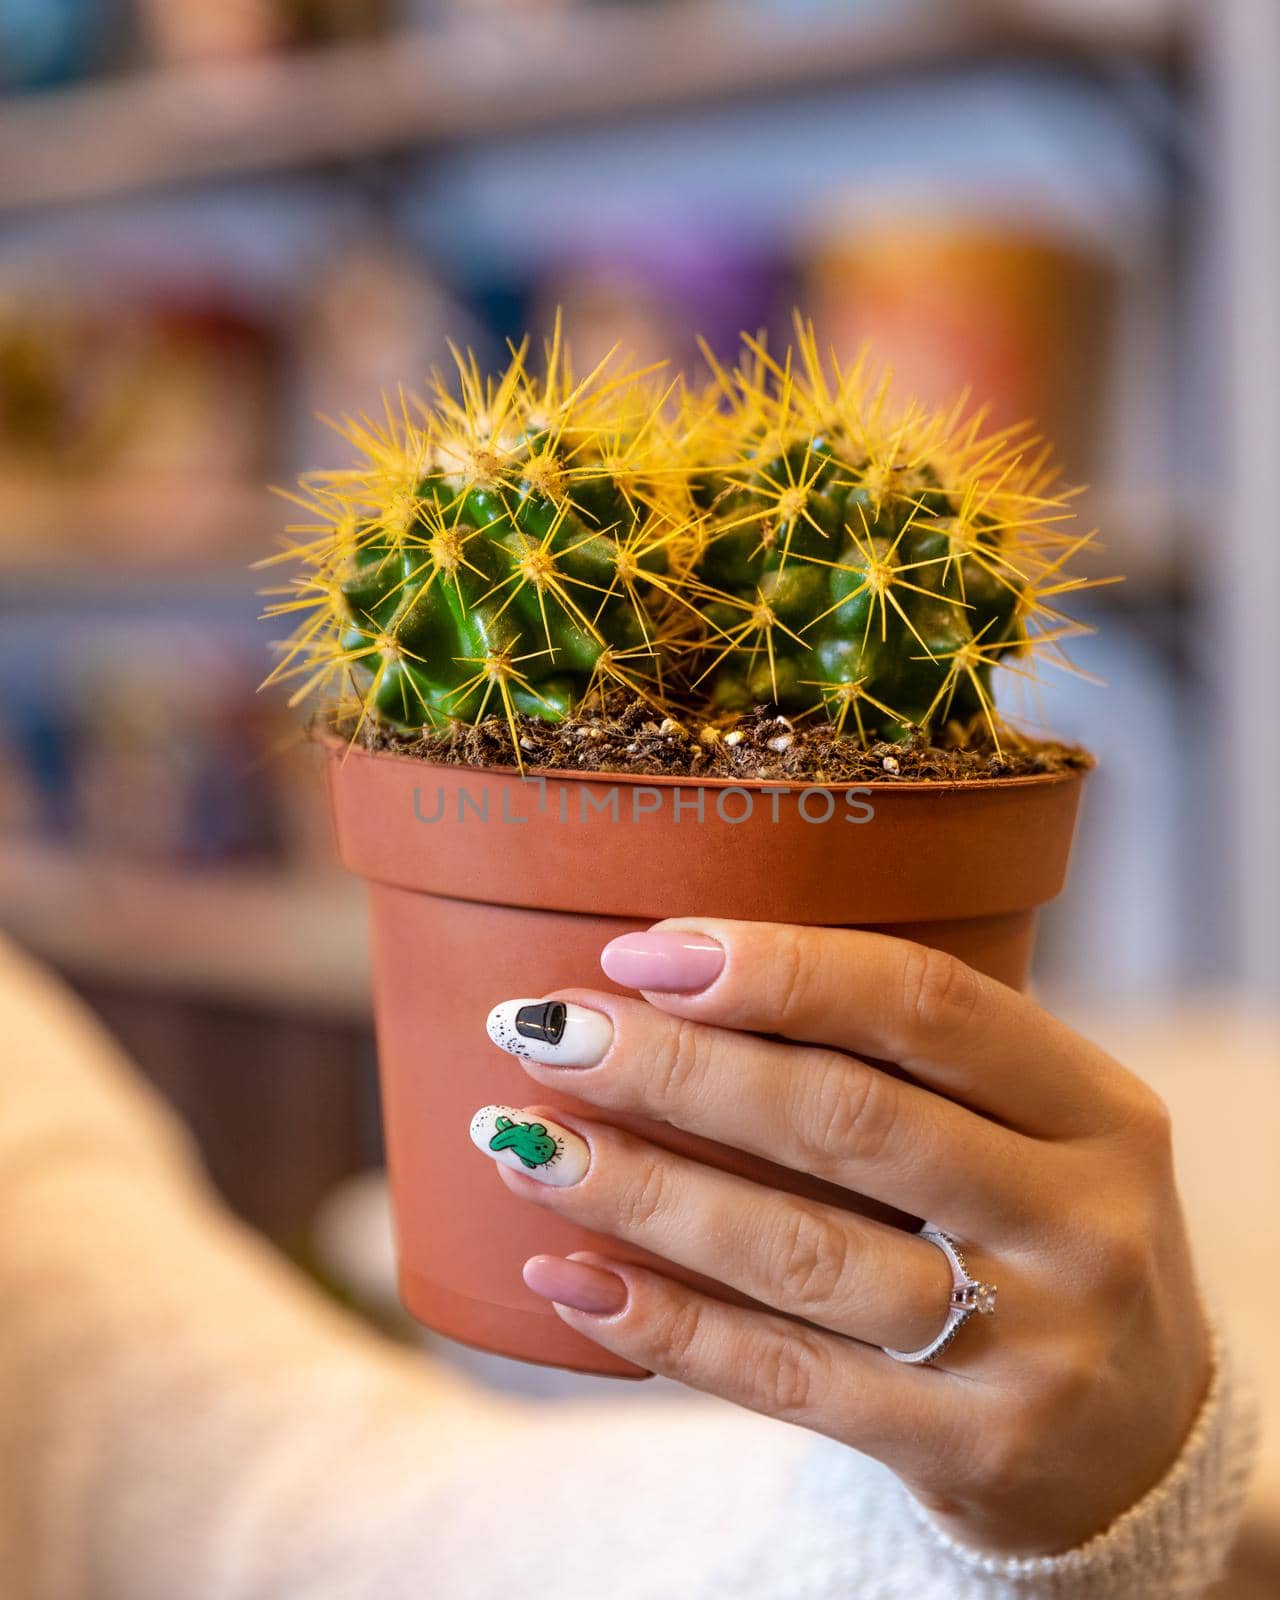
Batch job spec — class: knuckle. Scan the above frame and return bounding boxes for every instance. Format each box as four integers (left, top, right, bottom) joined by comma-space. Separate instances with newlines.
798, 1053, 857, 1173
773, 1204, 853, 1314
899, 942, 980, 1043
967, 1338, 1109, 1500
616, 1152, 670, 1236
1034, 1332, 1103, 1411
651, 1292, 708, 1385
1092, 1218, 1152, 1302
747, 1329, 825, 1421
1070, 1194, 1154, 1304
967, 1366, 1078, 1496
815, 1058, 899, 1169
765, 924, 818, 1026
971, 1410, 1051, 1498
650, 1016, 707, 1107
1123, 1082, 1175, 1164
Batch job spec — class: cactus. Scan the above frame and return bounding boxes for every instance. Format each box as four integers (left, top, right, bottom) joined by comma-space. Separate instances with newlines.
684, 321, 1096, 748
268, 318, 1101, 757
264, 323, 698, 755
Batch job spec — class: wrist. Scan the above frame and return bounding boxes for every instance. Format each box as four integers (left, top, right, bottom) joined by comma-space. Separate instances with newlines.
909, 1324, 1258, 1597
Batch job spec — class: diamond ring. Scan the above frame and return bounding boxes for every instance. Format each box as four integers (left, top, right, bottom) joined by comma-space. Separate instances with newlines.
882, 1223, 998, 1366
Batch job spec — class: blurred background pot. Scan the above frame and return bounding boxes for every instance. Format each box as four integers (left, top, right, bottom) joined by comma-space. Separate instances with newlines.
801, 204, 1117, 483
327, 741, 1085, 1377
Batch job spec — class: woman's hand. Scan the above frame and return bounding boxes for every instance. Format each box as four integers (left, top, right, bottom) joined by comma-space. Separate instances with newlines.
474, 919, 1211, 1556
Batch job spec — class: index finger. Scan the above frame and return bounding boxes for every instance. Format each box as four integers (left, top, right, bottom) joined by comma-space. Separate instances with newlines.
600, 919, 1132, 1137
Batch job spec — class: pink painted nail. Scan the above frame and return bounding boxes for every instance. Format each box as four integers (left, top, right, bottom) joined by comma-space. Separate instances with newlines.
523, 1254, 627, 1315
600, 931, 724, 992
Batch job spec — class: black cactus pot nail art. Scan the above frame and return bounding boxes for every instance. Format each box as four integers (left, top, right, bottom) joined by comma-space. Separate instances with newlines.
516, 1001, 567, 1046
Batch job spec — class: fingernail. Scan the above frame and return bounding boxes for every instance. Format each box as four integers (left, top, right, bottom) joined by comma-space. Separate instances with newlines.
486, 998, 613, 1068
468, 1104, 590, 1187
523, 1254, 627, 1315
600, 931, 724, 993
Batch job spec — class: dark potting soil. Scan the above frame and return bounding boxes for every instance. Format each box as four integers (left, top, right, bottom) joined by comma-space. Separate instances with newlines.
335, 700, 1093, 784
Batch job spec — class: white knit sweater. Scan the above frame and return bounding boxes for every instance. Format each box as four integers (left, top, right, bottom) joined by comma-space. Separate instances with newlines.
0, 939, 1257, 1600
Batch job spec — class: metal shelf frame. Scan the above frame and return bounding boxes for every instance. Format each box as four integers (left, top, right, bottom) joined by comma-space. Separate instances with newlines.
0, 2, 1176, 214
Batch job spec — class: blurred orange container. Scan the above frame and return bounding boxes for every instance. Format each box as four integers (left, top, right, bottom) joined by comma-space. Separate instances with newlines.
804, 210, 1116, 479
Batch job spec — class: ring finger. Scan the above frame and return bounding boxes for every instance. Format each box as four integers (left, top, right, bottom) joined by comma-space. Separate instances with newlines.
471, 1102, 960, 1354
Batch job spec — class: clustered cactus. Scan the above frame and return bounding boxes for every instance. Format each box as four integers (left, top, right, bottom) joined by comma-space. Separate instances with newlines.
266, 317, 1098, 763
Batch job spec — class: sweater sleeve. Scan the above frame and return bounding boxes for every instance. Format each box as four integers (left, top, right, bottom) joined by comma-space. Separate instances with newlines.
0, 938, 1259, 1600
0, 937, 516, 1599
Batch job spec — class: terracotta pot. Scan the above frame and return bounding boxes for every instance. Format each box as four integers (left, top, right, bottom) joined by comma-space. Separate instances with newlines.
326, 743, 1086, 1377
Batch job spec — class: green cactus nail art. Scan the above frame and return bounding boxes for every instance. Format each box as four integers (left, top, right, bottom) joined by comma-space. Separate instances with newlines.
488, 1115, 558, 1169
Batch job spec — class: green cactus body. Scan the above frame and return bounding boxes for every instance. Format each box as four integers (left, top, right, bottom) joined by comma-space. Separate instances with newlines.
339, 453, 674, 731
271, 320, 1091, 753
488, 1115, 558, 1169
693, 440, 1027, 743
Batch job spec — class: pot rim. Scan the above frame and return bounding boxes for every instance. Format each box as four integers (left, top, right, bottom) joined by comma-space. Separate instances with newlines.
318, 730, 1090, 797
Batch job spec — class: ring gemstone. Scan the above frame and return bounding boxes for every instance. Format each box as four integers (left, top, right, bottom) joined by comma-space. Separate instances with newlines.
952, 1280, 998, 1316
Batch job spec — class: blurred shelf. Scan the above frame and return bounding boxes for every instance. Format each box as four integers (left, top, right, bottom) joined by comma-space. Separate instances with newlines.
0, 840, 371, 1018
0, 1, 1177, 214
0, 477, 282, 594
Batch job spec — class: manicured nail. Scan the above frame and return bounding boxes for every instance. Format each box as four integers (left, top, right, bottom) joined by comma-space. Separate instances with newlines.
468, 1104, 590, 1187
600, 931, 724, 993
486, 998, 613, 1067
523, 1254, 627, 1315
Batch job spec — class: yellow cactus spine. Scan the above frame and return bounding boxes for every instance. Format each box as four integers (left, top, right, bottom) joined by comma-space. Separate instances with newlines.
266, 314, 1110, 760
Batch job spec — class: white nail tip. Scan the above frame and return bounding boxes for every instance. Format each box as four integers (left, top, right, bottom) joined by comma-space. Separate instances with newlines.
468, 1104, 590, 1187
485, 999, 613, 1068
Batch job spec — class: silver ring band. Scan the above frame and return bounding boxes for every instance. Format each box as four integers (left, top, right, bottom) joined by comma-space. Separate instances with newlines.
882, 1222, 998, 1366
